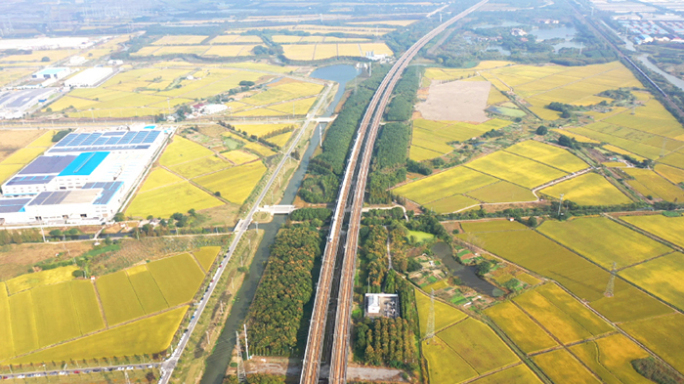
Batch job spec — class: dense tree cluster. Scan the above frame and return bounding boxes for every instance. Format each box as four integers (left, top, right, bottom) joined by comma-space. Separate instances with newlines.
385, 67, 421, 122
246, 226, 322, 355
223, 374, 285, 384
362, 226, 390, 293
298, 67, 391, 203
406, 159, 433, 175
373, 123, 410, 170
290, 208, 332, 222
355, 317, 418, 369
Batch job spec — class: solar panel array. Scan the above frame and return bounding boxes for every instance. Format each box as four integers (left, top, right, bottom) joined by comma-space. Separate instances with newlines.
83, 181, 123, 205
6, 175, 55, 186
51, 131, 161, 152
0, 198, 31, 213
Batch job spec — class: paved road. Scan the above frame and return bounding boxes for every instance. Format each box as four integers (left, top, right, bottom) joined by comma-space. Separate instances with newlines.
0, 363, 159, 380
157, 81, 334, 384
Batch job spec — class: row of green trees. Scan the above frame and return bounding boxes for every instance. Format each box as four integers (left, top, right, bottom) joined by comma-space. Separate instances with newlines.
290, 207, 332, 221
385, 67, 421, 122
245, 226, 321, 356
355, 317, 418, 369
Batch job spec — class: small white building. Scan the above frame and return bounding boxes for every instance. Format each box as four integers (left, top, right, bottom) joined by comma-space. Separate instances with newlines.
365, 293, 400, 318
64, 67, 114, 88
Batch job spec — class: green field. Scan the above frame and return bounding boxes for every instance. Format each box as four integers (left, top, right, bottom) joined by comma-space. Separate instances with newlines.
9, 307, 187, 364
513, 284, 612, 344
407, 230, 435, 243
620, 252, 684, 310
540, 173, 632, 206
569, 333, 652, 384
465, 151, 566, 188
485, 301, 557, 354
505, 140, 588, 173
538, 217, 671, 269
620, 214, 684, 248
147, 253, 204, 306
194, 161, 267, 204
620, 313, 684, 373
438, 317, 519, 374
193, 246, 222, 271
533, 349, 601, 384
96, 270, 147, 325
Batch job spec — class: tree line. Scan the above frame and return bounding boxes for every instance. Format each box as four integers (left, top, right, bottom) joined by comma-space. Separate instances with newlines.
245, 226, 322, 356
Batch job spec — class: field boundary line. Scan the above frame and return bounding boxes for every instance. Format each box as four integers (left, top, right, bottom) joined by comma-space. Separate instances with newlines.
511, 295, 605, 383
605, 213, 684, 253
190, 251, 208, 275
158, 165, 233, 206
133, 179, 187, 194
615, 250, 676, 272
92, 279, 109, 329
534, 223, 683, 315
4, 304, 190, 363
457, 361, 523, 384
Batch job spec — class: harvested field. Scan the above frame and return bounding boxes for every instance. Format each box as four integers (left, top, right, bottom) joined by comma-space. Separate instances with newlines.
485, 301, 557, 354
438, 317, 519, 374
620, 252, 684, 310
533, 349, 601, 384
569, 333, 651, 384
537, 217, 671, 269
540, 173, 631, 206
620, 313, 684, 373
416, 81, 490, 123
194, 161, 267, 204
620, 214, 684, 248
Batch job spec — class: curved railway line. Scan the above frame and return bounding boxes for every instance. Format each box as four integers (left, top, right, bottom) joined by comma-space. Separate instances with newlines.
300, 1, 489, 383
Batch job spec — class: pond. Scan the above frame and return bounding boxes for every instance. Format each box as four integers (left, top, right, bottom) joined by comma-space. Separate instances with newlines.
431, 242, 499, 296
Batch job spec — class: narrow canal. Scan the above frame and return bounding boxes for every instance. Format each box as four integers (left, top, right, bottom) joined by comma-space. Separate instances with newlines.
200, 64, 361, 384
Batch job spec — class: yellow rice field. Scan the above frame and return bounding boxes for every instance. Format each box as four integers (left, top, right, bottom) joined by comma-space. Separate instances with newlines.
126, 182, 224, 218
655, 164, 684, 184
622, 168, 684, 202
540, 173, 632, 206
152, 35, 208, 45
620, 252, 684, 310
533, 349, 601, 384
569, 333, 652, 384
485, 301, 557, 354
620, 214, 684, 248
160, 136, 215, 167
620, 313, 684, 373
504, 140, 588, 173
282, 42, 392, 61
138, 168, 184, 193
194, 161, 267, 204
537, 217, 671, 269
222, 149, 260, 165
466, 150, 567, 189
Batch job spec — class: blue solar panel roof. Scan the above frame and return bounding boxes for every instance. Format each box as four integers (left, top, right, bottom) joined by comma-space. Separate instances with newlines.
59, 152, 109, 177
83, 181, 123, 205
6, 175, 54, 186
0, 198, 31, 213
50, 131, 160, 154
18, 155, 76, 175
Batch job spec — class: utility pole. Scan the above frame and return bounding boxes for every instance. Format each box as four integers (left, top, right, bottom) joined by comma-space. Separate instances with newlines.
557, 193, 564, 218
604, 262, 616, 297
235, 331, 246, 383
243, 323, 250, 360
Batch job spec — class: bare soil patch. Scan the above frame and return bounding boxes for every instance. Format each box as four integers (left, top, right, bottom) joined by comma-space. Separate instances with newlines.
0, 241, 94, 280
415, 80, 491, 123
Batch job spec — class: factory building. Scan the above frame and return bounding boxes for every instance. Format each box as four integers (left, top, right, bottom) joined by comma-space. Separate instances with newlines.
64, 67, 114, 88
32, 68, 70, 80
0, 126, 171, 225
0, 88, 57, 119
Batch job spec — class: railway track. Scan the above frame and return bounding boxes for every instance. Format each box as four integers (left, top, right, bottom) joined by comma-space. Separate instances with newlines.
300, 2, 488, 383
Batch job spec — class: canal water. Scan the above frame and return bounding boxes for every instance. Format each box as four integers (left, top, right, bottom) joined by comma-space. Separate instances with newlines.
431, 242, 499, 295
636, 54, 684, 92
199, 64, 360, 384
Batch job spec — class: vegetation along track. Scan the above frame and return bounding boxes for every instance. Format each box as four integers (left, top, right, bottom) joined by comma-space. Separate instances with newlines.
299, 1, 490, 383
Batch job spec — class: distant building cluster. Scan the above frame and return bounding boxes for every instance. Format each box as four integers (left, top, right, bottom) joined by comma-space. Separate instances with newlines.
618, 18, 684, 44
0, 125, 172, 226
64, 67, 114, 88
0, 88, 57, 119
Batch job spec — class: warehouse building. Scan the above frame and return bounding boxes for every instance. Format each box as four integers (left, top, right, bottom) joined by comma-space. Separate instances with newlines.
0, 127, 171, 225
64, 67, 114, 88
